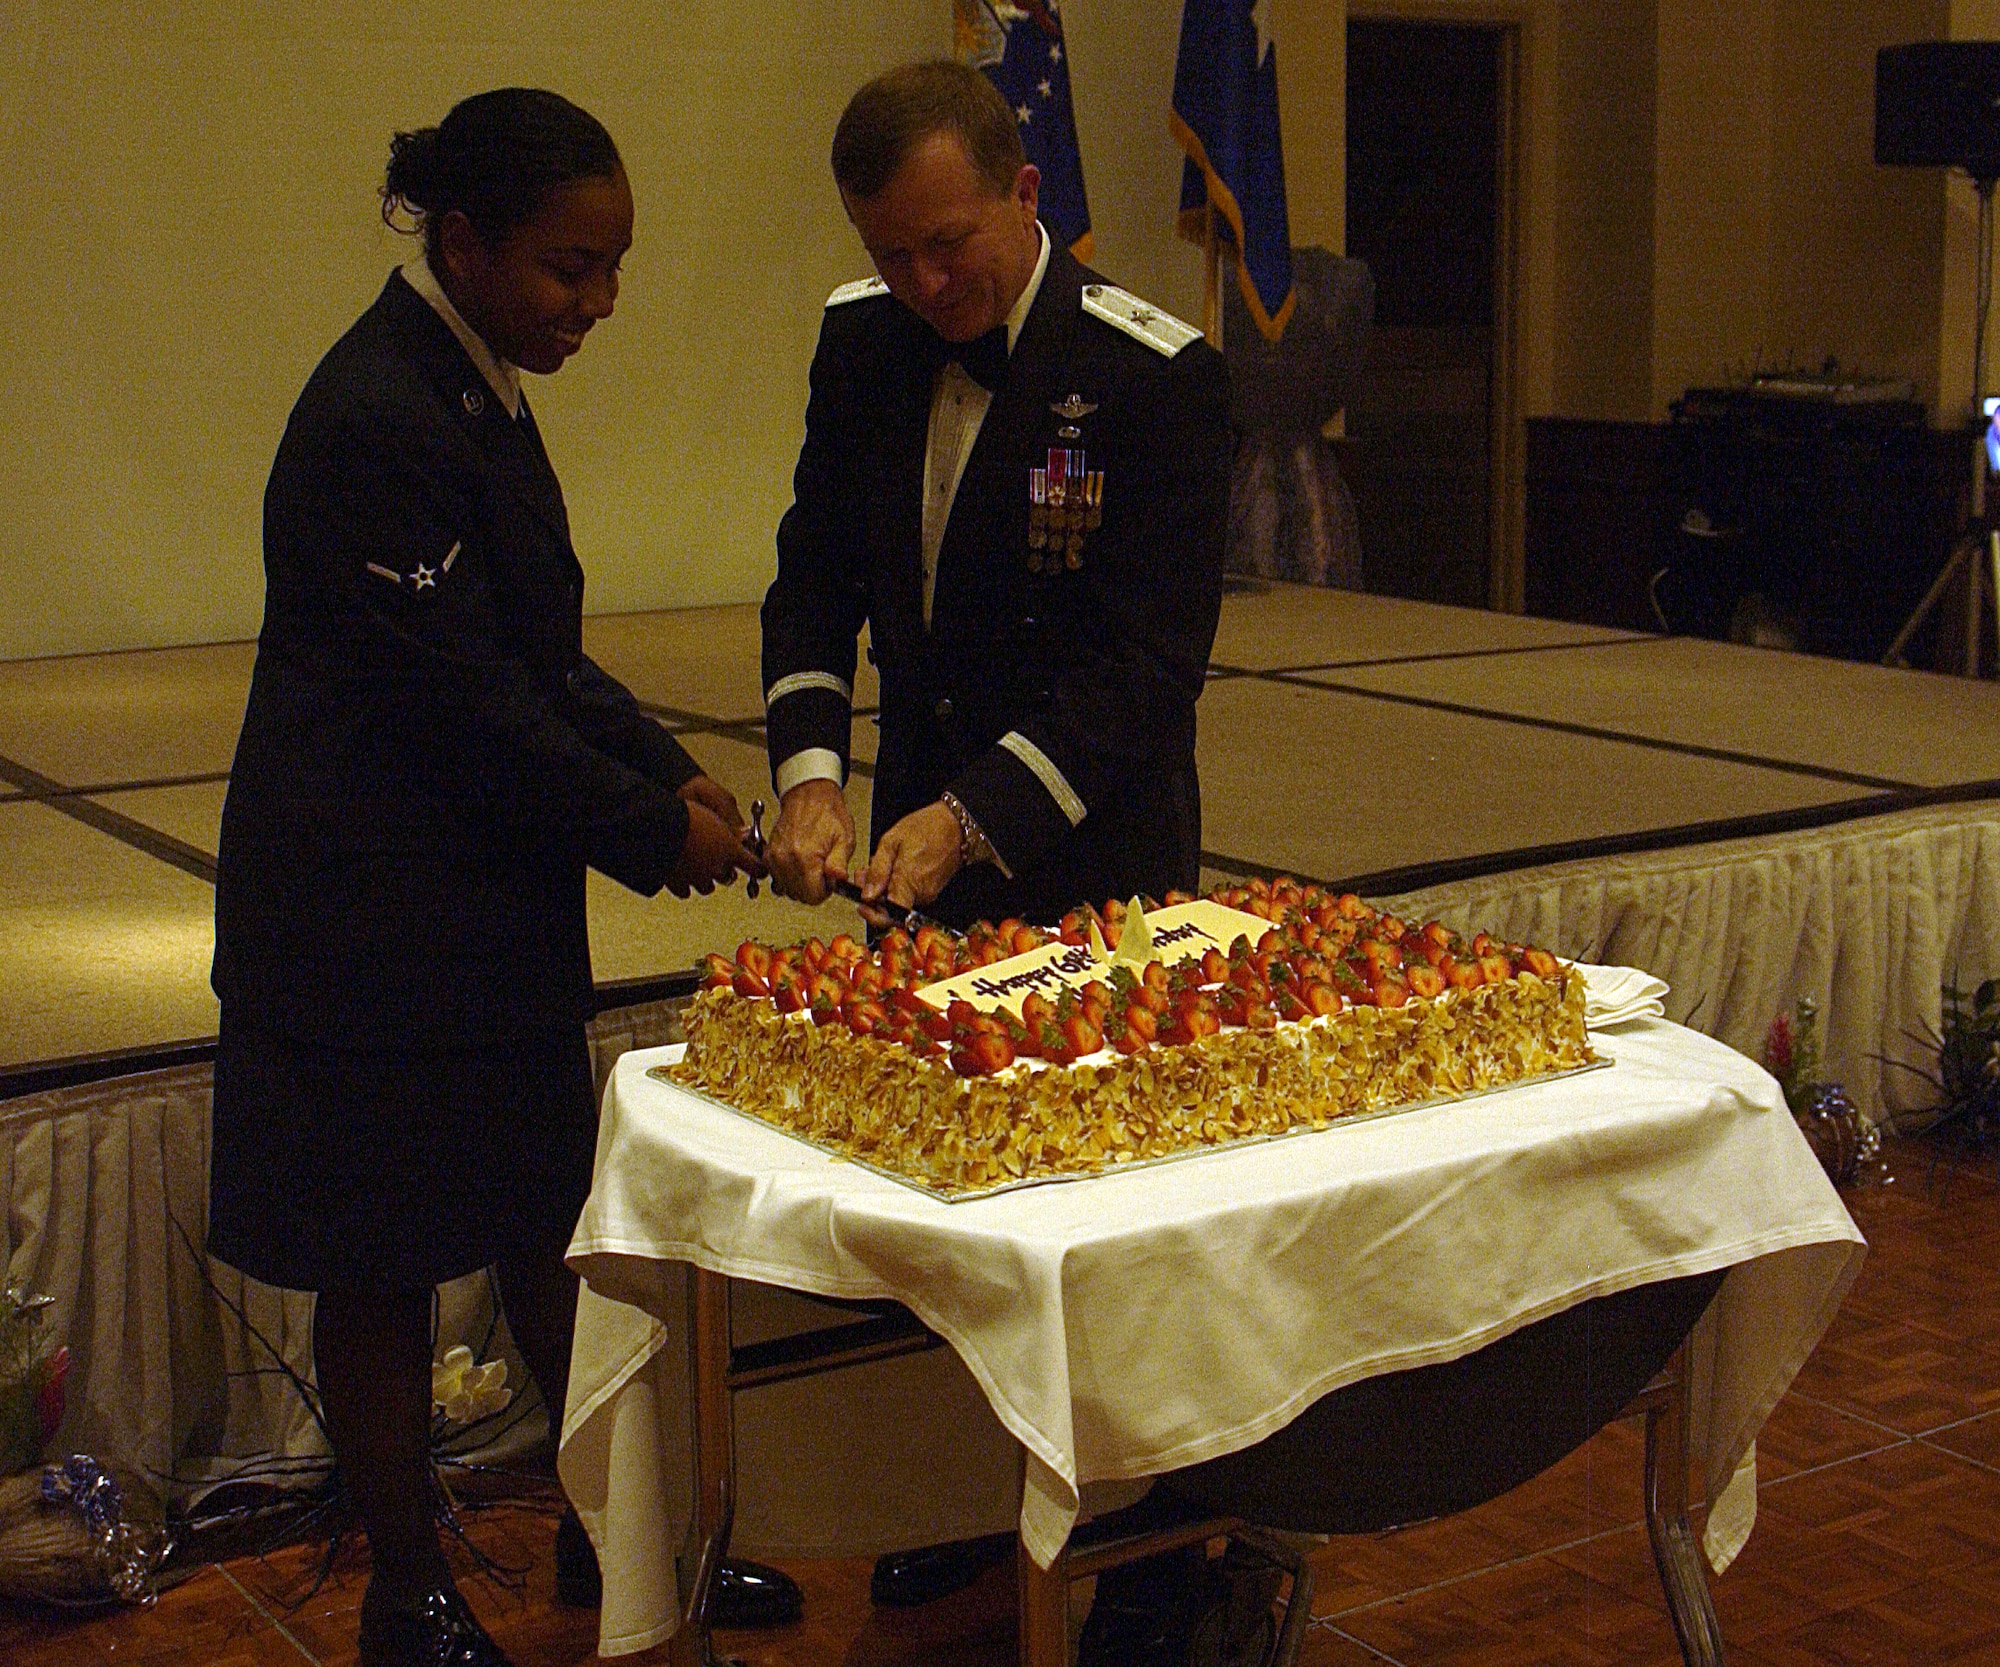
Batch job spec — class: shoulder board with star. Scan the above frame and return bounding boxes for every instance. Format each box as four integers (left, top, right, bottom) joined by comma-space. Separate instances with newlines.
1080, 284, 1204, 356
825, 276, 889, 308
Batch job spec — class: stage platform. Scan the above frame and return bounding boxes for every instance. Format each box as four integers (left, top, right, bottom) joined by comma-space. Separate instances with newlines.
3, 582, 1998, 1115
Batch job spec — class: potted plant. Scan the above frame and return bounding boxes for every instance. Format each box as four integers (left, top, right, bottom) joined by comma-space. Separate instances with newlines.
1764, 996, 1878, 1186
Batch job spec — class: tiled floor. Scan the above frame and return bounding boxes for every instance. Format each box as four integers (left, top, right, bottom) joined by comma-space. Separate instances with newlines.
1, 1138, 1993, 1666
7, 583, 2000, 1070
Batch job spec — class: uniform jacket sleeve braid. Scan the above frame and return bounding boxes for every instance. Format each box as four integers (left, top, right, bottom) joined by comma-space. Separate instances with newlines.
945, 321, 1232, 877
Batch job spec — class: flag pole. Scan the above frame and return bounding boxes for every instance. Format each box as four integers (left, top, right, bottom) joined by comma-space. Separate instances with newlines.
1201, 206, 1222, 348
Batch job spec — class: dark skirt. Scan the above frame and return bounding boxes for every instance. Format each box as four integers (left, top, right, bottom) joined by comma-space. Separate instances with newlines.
207, 1017, 598, 1293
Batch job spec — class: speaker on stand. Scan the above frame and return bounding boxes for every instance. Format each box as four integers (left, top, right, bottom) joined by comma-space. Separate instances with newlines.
1876, 42, 2000, 675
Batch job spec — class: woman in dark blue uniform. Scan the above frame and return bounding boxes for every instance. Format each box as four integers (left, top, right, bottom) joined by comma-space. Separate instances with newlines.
209, 90, 770, 1667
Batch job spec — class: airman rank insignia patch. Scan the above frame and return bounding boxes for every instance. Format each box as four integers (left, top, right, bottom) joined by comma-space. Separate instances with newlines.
364, 536, 461, 592
826, 276, 889, 307
1080, 284, 1204, 356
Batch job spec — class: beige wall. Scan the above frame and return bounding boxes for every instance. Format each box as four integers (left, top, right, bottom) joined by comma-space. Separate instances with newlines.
1767, 2, 1948, 412
2, 1, 1986, 658
1324, 1, 1957, 424
1275, 0, 1347, 255
1650, 1, 1779, 412
1550, 1, 1657, 421
0, 1, 1218, 660
1652, 0, 1948, 419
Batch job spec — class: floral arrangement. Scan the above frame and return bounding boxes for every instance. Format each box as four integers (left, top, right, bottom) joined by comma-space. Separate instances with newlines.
1762, 1001, 1818, 1113
0, 1287, 69, 1476
1763, 996, 1879, 1186
0, 1288, 169, 1606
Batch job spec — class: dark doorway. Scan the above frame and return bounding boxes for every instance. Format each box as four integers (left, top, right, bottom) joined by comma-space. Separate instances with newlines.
1343, 18, 1503, 609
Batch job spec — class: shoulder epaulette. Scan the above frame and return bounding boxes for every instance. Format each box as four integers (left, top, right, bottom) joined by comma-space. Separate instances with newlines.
826, 276, 889, 307
1080, 283, 1204, 356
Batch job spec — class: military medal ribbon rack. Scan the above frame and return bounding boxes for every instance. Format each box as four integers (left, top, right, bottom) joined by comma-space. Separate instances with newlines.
1028, 448, 1103, 572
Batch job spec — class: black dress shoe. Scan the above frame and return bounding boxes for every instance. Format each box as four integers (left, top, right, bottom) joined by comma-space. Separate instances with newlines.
554, 1509, 799, 1627
869, 1532, 1017, 1607
357, 1582, 513, 1667
709, 1558, 804, 1628
1075, 1538, 1285, 1667
1075, 1545, 1224, 1667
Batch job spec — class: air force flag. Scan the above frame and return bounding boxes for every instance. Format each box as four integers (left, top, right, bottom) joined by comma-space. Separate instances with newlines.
1171, 0, 1295, 339
955, 0, 1093, 259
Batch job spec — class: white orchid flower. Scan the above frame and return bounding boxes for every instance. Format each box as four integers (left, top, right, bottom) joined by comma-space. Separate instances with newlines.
431, 1344, 513, 1425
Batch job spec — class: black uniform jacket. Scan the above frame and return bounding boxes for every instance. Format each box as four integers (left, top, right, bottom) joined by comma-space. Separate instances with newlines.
762, 242, 1232, 929
213, 271, 700, 1046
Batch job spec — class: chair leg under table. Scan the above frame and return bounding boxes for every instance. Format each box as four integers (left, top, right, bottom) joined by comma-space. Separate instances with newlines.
1018, 1535, 1070, 1667
1639, 1346, 1726, 1666
669, 1271, 944, 1665
671, 1267, 736, 1667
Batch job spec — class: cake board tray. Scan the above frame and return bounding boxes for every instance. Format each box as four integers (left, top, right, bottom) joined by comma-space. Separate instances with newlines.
645, 1050, 1614, 1205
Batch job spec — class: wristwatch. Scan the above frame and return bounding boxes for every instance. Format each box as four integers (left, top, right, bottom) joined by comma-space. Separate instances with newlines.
939, 791, 997, 868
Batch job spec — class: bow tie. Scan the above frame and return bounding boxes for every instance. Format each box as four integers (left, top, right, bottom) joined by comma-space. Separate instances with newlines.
935, 324, 1011, 393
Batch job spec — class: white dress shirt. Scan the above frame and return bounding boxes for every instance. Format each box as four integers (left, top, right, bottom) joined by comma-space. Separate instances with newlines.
920, 221, 1051, 627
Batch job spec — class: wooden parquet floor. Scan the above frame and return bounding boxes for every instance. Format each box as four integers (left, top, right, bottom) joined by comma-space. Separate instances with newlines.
3, 1140, 1995, 1667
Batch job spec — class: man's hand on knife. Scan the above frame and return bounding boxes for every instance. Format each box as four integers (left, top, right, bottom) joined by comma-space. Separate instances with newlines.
862, 802, 963, 915
768, 778, 857, 905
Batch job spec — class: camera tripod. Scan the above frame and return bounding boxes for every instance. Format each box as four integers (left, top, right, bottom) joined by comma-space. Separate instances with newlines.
1884, 171, 2000, 674
1880, 506, 2000, 673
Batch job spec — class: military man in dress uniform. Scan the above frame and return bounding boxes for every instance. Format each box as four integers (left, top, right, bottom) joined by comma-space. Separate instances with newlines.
761, 59, 1232, 931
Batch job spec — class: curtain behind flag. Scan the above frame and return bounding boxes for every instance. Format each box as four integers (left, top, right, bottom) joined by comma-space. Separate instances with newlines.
1171, 0, 1295, 339
954, 0, 1093, 259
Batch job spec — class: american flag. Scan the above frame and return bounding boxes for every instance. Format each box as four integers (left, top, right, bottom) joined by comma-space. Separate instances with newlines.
955, 1, 1093, 259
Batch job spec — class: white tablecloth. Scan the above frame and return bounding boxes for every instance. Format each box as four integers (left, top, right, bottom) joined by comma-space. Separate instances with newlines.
559, 1010, 1861, 1657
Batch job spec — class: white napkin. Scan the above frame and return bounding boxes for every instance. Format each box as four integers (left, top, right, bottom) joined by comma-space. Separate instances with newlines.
1573, 961, 1670, 1028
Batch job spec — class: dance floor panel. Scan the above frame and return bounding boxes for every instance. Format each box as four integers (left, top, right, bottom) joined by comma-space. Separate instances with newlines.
1191, 673, 1882, 885
1206, 582, 1642, 670
584, 605, 883, 724
85, 780, 229, 858
588, 732, 876, 986
1, 582, 1996, 1071
0, 639, 250, 786
1315, 635, 2000, 792
0, 799, 221, 1065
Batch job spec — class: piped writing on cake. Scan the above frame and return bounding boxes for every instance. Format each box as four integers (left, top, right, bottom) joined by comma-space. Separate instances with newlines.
926, 899, 1263, 1016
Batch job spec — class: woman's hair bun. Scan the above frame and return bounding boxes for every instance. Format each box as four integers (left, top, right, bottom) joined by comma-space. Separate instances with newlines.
379, 90, 619, 257
382, 125, 443, 219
